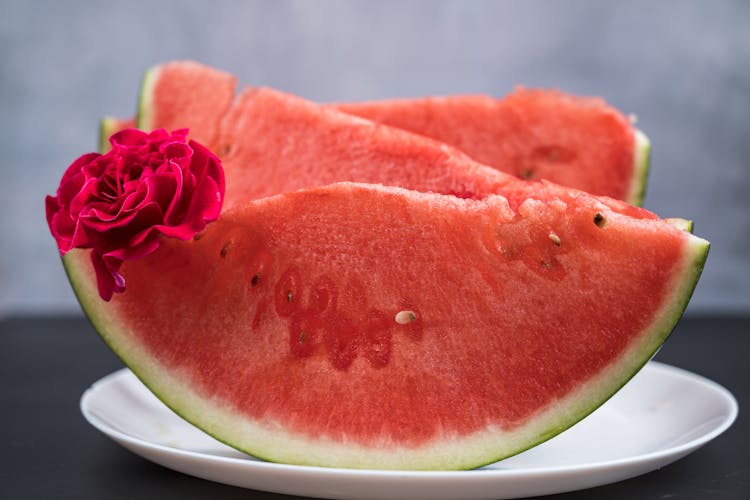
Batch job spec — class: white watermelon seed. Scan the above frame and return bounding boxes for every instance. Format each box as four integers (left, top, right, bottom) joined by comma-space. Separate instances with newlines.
395, 310, 417, 324
549, 232, 561, 246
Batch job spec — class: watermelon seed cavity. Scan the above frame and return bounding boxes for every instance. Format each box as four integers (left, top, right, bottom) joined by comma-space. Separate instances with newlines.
220, 240, 232, 257
275, 267, 302, 317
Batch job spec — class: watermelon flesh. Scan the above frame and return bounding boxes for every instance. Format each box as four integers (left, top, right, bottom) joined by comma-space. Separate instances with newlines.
100, 61, 237, 153
138, 60, 237, 153
105, 63, 648, 205
65, 182, 708, 470
134, 63, 654, 223
334, 90, 649, 204
69, 61, 708, 470
215, 86, 516, 211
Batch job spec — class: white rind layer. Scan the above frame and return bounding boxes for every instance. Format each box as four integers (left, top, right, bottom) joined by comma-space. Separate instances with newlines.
62, 228, 708, 470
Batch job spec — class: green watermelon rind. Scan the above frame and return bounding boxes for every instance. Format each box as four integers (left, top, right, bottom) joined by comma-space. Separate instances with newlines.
62, 221, 709, 470
98, 116, 127, 154
98, 117, 114, 153
666, 218, 694, 233
490, 231, 709, 465
136, 66, 159, 131
627, 129, 651, 206
98, 64, 158, 153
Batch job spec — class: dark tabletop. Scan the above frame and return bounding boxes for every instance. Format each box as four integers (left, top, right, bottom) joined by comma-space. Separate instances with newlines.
0, 315, 746, 499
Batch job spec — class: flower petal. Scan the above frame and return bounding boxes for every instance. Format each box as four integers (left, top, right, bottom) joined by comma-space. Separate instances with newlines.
90, 250, 124, 302
46, 128, 224, 301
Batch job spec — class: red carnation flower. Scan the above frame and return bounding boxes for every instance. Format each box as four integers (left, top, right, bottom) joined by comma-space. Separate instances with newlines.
45, 128, 225, 301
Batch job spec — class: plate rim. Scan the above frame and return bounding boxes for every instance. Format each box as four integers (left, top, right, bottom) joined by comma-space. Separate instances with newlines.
79, 361, 738, 481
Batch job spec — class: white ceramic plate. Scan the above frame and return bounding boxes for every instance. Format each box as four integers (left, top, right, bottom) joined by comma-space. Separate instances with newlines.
80, 362, 737, 500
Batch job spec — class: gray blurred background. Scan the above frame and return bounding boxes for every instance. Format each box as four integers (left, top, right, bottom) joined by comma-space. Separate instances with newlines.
1, 0, 748, 316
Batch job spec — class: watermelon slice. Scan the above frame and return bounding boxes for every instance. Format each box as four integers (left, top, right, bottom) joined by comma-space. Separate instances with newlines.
132, 62, 655, 224
103, 64, 648, 204
335, 90, 650, 205
63, 182, 708, 470
67, 61, 706, 469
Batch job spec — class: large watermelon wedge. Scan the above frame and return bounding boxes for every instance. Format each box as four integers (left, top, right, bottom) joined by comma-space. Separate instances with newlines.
335, 90, 650, 205
103, 61, 648, 205
63, 182, 708, 470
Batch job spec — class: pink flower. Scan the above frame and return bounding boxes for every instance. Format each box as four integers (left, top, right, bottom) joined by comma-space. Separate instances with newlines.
46, 129, 225, 301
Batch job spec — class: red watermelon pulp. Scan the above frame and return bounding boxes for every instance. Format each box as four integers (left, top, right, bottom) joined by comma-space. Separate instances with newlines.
129, 62, 652, 223
335, 90, 649, 204
64, 182, 708, 470
57, 61, 709, 470
102, 62, 648, 205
